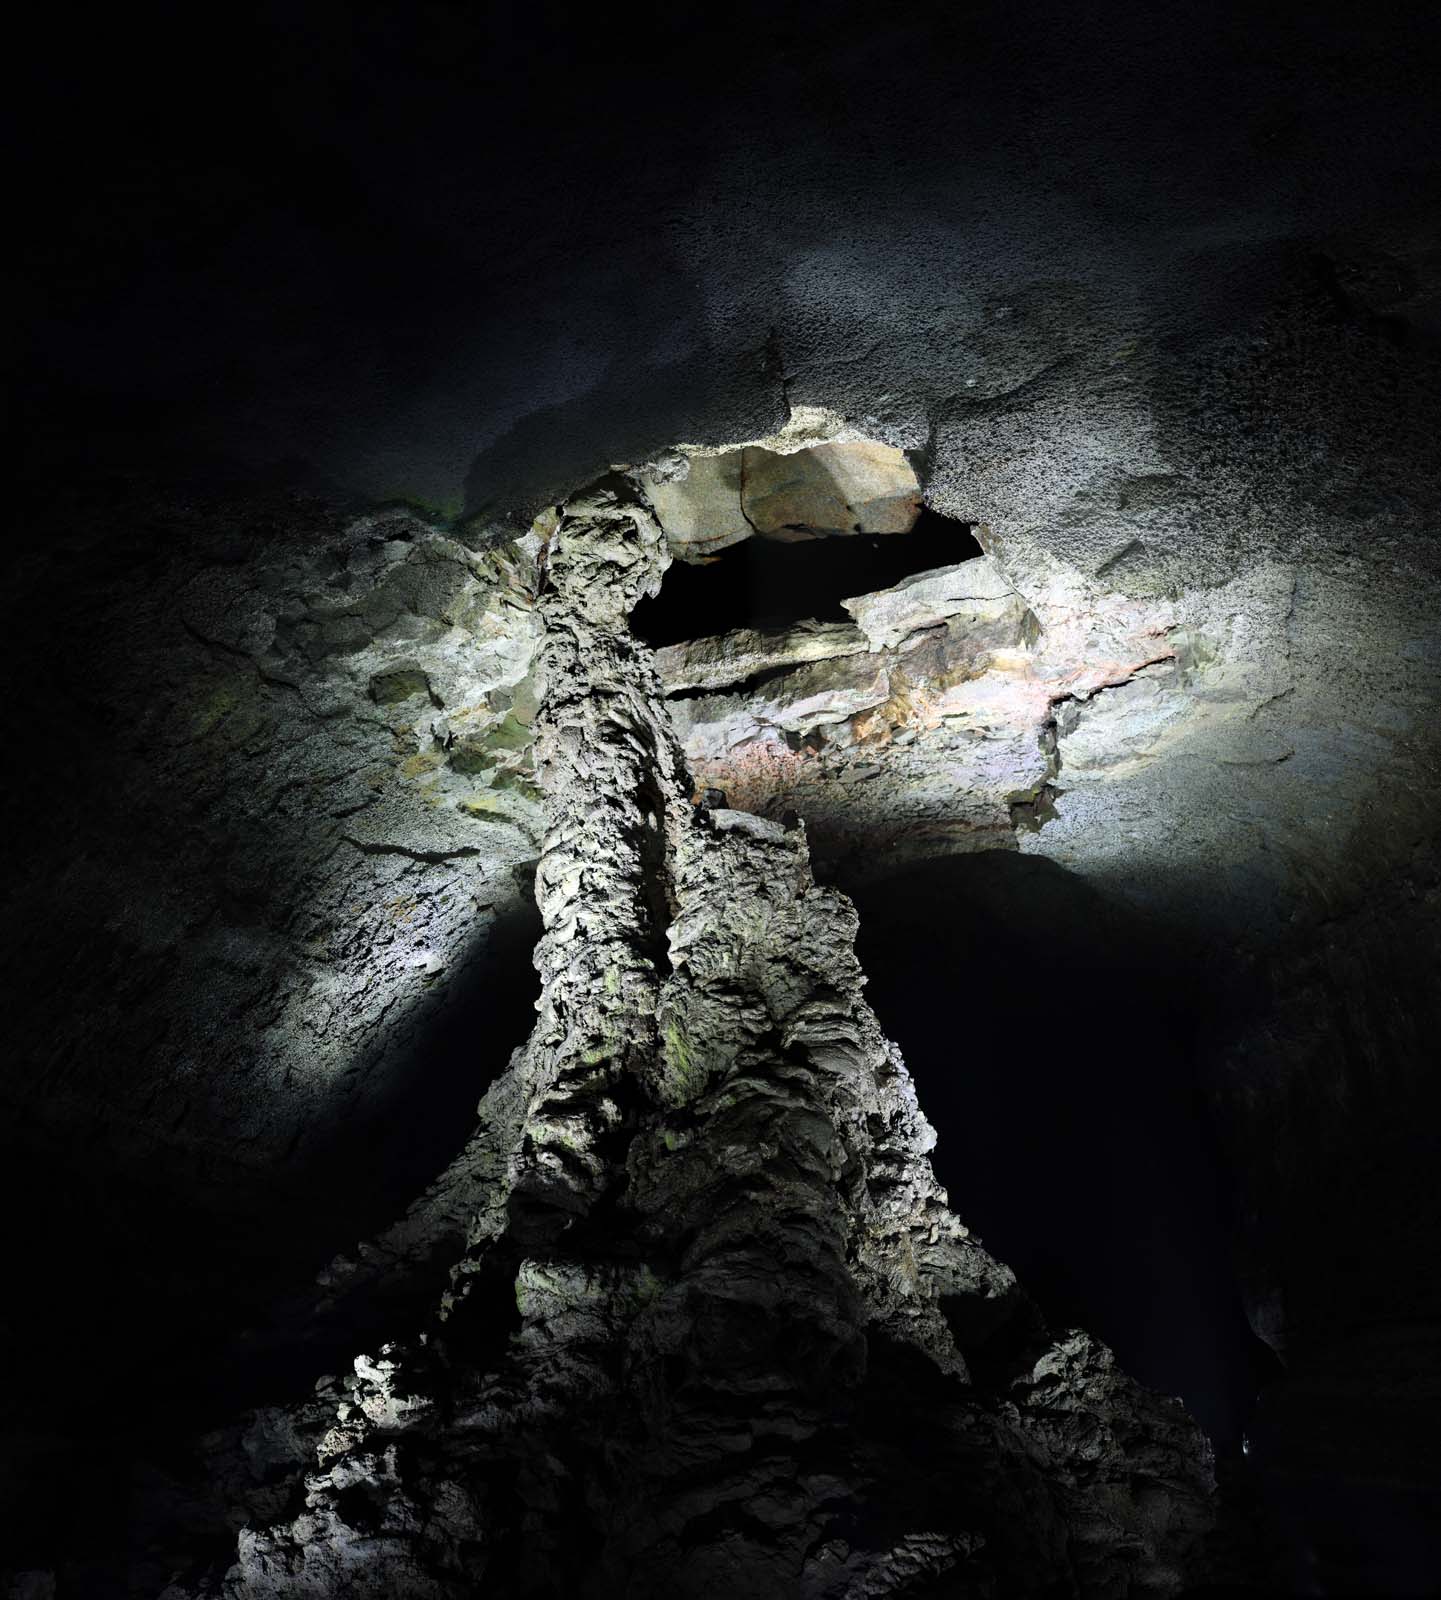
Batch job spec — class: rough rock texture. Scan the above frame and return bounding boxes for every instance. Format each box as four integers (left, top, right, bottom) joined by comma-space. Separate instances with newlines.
5, 492, 547, 1178
175, 483, 1215, 1599
654, 618, 871, 694
10, 7, 1441, 1590
655, 541, 1174, 871
0, 488, 553, 1591
841, 556, 1018, 651
644, 441, 921, 560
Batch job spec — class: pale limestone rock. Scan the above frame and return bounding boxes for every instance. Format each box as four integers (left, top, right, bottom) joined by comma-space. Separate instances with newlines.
705, 806, 789, 842
842, 553, 1018, 650
642, 451, 752, 559
671, 652, 892, 759
739, 439, 921, 539
1053, 661, 1192, 779
645, 440, 921, 561
654, 618, 869, 693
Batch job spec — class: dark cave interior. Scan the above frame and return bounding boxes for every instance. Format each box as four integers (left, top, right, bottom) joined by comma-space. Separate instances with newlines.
8, 0, 1441, 1594
3, 491, 1439, 1594
845, 853, 1441, 1593
632, 508, 984, 645
0, 891, 544, 1581
845, 853, 1275, 1451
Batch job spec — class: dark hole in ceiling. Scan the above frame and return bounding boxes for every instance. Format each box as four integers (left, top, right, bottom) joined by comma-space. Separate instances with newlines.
631, 506, 983, 645
844, 850, 1281, 1454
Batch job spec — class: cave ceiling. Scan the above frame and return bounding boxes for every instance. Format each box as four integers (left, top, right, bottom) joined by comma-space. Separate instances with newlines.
7, 2, 1441, 1594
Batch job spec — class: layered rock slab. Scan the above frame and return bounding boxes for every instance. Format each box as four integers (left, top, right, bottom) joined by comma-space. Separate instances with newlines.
646, 440, 922, 560
659, 551, 1053, 865
183, 480, 1214, 1600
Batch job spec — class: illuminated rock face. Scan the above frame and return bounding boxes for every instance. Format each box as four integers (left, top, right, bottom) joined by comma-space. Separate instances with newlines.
646, 441, 922, 560
6, 412, 1439, 1591
188, 482, 1215, 1600
8, 8, 1441, 1589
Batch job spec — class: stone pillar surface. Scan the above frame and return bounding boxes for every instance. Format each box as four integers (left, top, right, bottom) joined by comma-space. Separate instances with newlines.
193, 478, 1216, 1600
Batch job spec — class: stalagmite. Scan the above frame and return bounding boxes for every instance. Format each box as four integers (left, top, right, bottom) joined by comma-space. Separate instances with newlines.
183, 477, 1216, 1599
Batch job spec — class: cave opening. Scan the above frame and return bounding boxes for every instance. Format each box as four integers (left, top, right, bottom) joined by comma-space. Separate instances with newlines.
632, 505, 984, 645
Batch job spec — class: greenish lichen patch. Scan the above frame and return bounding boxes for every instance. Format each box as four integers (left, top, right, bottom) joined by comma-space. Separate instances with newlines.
490, 766, 541, 800
1008, 781, 1060, 833
661, 1013, 709, 1105
484, 711, 533, 753
370, 668, 437, 706
189, 675, 273, 749
447, 742, 492, 776
400, 751, 444, 780
458, 793, 507, 816
190, 679, 243, 738
449, 708, 536, 786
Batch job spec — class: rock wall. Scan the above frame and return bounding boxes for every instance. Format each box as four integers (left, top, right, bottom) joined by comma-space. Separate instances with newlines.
175, 480, 1215, 1599
8, 8, 1441, 1589
0, 486, 550, 1586
5, 371, 1438, 1588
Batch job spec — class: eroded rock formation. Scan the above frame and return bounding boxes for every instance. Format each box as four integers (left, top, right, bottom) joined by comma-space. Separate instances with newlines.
9, 9, 1441, 1591
170, 480, 1215, 1599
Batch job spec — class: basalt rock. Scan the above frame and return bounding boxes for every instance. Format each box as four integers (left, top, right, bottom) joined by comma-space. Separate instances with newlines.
174, 481, 1215, 1600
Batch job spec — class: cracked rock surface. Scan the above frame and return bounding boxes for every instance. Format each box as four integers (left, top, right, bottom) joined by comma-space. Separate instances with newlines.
0, 489, 553, 1580
4, 371, 1439, 1589
9, 9, 1441, 1591
165, 481, 1216, 1600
